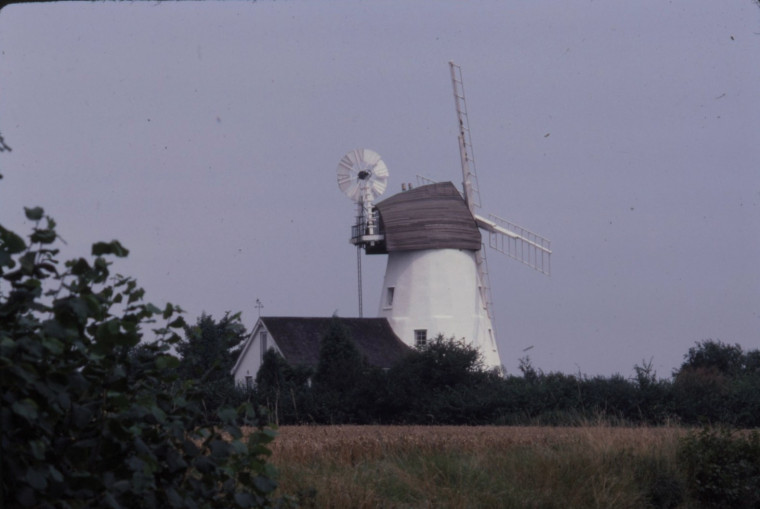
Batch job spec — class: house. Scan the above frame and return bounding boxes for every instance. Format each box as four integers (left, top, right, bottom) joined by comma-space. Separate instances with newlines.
231, 316, 412, 387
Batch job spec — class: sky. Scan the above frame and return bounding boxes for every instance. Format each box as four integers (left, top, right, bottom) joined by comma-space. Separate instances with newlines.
1, 0, 758, 378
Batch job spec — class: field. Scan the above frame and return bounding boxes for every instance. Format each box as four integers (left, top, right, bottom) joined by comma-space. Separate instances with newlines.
267, 425, 689, 508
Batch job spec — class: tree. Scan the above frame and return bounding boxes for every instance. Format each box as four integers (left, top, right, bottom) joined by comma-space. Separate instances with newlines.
630, 359, 674, 424
672, 340, 752, 424
312, 317, 367, 423
176, 313, 248, 421
0, 207, 282, 507
177, 312, 247, 380
313, 317, 363, 390
255, 349, 313, 425
676, 340, 745, 378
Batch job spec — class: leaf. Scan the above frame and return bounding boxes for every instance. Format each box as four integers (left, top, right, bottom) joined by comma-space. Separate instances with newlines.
194, 456, 215, 474
103, 492, 121, 509
41, 319, 69, 340
156, 355, 180, 370
25, 466, 48, 490
71, 404, 94, 428
209, 439, 230, 461
111, 480, 131, 494
37, 262, 58, 276
95, 319, 121, 343
150, 405, 167, 424
0, 225, 27, 255
224, 424, 243, 441
30, 228, 57, 245
127, 456, 146, 473
55, 296, 90, 323
127, 287, 145, 304
165, 449, 188, 473
41, 337, 64, 355
0, 250, 14, 269
133, 437, 152, 457
69, 257, 91, 275
19, 251, 36, 274
234, 492, 255, 507
48, 465, 63, 483
24, 206, 44, 221
166, 487, 183, 507
168, 316, 187, 329
229, 439, 247, 455
12, 399, 39, 421
252, 475, 278, 495
92, 240, 129, 257
217, 407, 237, 425
29, 439, 46, 460
106, 391, 129, 411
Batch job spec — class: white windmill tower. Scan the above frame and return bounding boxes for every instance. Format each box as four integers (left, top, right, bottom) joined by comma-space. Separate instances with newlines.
337, 62, 551, 371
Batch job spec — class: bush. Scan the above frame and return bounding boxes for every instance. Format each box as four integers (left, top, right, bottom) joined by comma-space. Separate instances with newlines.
0, 207, 283, 507
678, 426, 760, 508
631, 455, 684, 509
385, 335, 499, 424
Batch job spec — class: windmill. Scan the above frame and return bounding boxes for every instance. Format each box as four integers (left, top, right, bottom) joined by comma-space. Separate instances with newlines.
336, 149, 389, 317
336, 62, 550, 370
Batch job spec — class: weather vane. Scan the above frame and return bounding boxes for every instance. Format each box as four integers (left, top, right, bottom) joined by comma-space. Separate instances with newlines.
254, 298, 264, 318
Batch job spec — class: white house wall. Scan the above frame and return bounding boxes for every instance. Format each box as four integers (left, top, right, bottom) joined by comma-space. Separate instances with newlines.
231, 320, 281, 386
377, 248, 503, 370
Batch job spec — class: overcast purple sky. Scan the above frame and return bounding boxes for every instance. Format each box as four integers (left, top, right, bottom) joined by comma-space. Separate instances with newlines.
1, 0, 758, 377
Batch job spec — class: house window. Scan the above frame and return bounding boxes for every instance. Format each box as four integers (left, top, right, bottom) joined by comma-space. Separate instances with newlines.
245, 375, 253, 390
385, 287, 395, 308
414, 329, 427, 348
260, 330, 268, 358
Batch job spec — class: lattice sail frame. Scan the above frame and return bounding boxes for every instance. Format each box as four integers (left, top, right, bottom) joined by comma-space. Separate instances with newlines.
484, 214, 551, 275
450, 61, 482, 213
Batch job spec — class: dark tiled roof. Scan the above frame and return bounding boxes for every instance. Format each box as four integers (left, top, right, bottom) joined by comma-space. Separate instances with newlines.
374, 181, 481, 252
261, 317, 411, 369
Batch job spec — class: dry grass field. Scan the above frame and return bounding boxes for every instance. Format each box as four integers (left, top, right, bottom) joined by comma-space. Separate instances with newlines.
266, 425, 690, 508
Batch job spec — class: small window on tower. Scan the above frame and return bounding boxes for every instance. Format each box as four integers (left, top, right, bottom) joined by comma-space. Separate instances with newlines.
386, 287, 395, 308
245, 376, 253, 390
414, 329, 427, 348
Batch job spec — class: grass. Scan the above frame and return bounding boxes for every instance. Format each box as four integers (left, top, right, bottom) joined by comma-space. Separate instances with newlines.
264, 425, 689, 508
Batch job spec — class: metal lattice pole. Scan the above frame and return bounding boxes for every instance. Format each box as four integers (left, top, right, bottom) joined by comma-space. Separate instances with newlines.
357, 245, 363, 317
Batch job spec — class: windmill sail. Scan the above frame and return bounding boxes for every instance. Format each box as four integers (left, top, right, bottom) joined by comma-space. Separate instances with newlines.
475, 244, 495, 320
474, 213, 552, 275
450, 61, 481, 212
